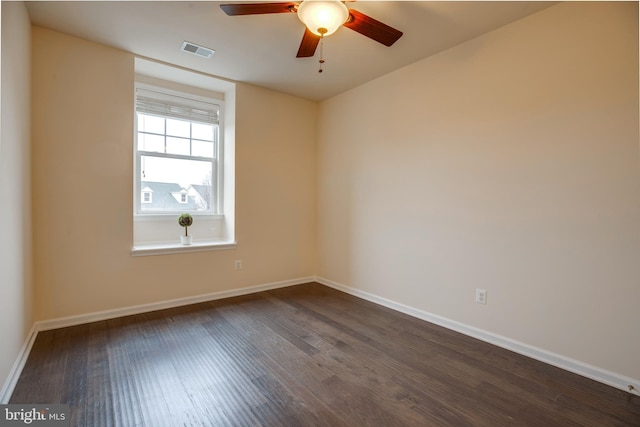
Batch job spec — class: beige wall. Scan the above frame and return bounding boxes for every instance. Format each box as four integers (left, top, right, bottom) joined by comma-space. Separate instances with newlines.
31, 27, 317, 321
0, 1, 33, 396
317, 2, 639, 380
235, 83, 317, 281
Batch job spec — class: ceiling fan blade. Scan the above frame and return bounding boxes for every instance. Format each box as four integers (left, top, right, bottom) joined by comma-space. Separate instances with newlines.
296, 28, 320, 58
220, 2, 297, 16
343, 9, 403, 47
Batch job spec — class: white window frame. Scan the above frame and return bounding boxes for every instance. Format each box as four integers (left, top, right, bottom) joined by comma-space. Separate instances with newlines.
134, 83, 224, 219
131, 58, 236, 256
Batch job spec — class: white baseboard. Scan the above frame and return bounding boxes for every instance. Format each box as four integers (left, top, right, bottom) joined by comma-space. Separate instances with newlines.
37, 276, 315, 331
0, 324, 38, 404
0, 276, 315, 402
315, 276, 640, 396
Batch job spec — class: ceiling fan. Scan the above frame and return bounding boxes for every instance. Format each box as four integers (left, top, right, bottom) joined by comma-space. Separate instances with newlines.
219, 0, 403, 58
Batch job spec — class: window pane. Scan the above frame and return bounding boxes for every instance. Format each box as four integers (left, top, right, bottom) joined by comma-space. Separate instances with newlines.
192, 123, 214, 141
192, 140, 214, 158
166, 118, 190, 138
166, 137, 190, 156
138, 113, 164, 134
138, 133, 164, 153
140, 155, 213, 212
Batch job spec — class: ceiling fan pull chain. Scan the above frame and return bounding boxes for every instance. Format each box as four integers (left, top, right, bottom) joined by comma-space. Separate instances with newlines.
318, 35, 325, 73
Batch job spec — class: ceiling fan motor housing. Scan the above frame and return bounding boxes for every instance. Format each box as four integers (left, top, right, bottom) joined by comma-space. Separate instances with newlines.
297, 0, 349, 36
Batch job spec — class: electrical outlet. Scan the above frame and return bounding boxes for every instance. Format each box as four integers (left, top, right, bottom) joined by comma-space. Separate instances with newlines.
476, 288, 487, 305
234, 260, 242, 270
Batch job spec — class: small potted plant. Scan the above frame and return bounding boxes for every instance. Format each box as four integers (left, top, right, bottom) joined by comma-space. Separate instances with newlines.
178, 213, 193, 245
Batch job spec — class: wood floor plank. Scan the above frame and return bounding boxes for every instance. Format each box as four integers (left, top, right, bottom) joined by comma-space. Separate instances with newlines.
85, 321, 115, 427
60, 325, 90, 426
9, 282, 640, 426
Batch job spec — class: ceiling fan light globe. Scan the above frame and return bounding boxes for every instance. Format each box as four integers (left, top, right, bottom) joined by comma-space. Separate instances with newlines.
297, 0, 349, 36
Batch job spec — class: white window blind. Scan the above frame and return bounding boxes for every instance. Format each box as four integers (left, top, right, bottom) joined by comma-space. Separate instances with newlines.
135, 87, 220, 125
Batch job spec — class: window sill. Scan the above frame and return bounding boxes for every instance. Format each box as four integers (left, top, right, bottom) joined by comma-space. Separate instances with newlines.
131, 240, 237, 257
134, 213, 224, 222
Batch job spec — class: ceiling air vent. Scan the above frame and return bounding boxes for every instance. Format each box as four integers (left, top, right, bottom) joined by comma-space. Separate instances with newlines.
180, 41, 215, 59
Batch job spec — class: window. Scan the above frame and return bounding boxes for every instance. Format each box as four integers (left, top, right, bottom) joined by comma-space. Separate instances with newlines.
132, 58, 236, 255
142, 190, 152, 203
135, 85, 221, 216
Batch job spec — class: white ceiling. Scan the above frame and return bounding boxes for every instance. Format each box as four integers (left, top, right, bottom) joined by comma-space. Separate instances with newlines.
25, 1, 555, 101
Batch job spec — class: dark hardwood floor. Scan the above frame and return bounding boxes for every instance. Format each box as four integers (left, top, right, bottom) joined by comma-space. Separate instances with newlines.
10, 282, 640, 426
